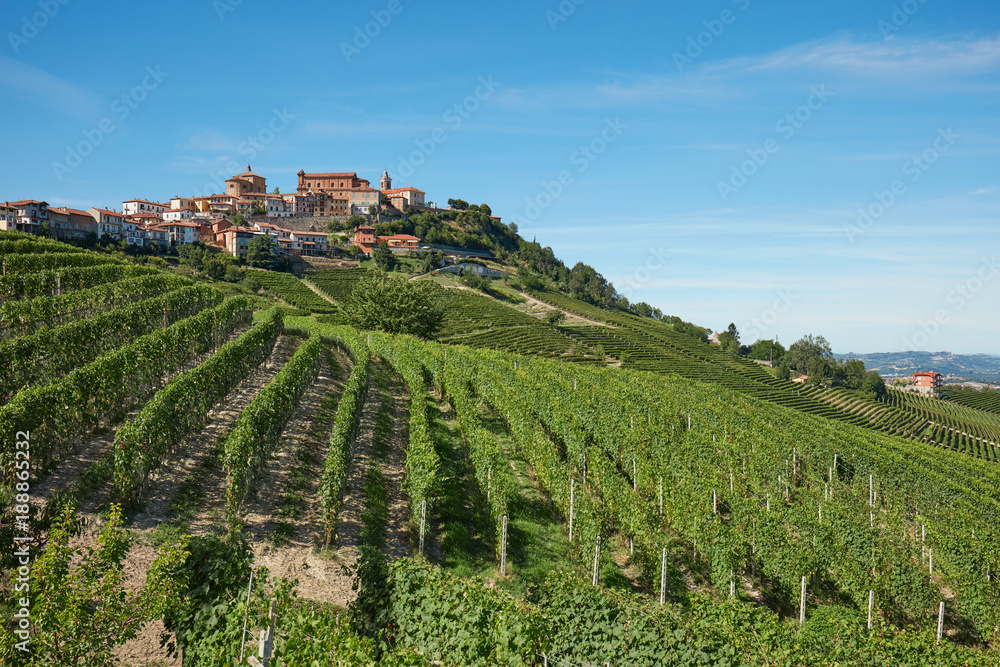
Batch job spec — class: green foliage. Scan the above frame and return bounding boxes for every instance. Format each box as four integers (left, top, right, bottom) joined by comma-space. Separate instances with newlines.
0, 284, 221, 403
719, 322, 741, 355
343, 273, 444, 339
161, 532, 256, 664
0, 296, 252, 474
0, 505, 187, 666
246, 234, 274, 269
546, 309, 566, 326
788, 334, 834, 374
223, 333, 323, 529
319, 331, 370, 545
373, 239, 396, 271
749, 339, 786, 365
0, 262, 159, 302
113, 307, 283, 505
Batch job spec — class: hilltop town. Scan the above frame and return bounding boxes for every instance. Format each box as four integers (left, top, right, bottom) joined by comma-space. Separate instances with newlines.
0, 165, 493, 262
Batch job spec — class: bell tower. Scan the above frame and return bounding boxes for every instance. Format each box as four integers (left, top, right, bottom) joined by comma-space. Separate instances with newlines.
380, 169, 391, 191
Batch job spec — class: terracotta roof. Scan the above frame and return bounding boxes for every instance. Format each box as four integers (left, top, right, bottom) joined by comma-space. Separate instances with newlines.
912, 372, 942, 377
383, 187, 425, 194
123, 199, 163, 206
9, 200, 48, 206
299, 172, 358, 179
91, 208, 123, 217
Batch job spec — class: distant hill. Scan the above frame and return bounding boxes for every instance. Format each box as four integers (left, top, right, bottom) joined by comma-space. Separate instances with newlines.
836, 350, 1000, 383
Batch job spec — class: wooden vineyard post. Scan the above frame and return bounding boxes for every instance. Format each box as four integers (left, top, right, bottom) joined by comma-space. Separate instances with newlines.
419, 499, 427, 556
592, 536, 601, 586
766, 496, 770, 513
868, 590, 874, 630
573, 378, 577, 390
929, 548, 933, 577
487, 467, 492, 506
818, 503, 822, 524
569, 478, 575, 542
730, 471, 733, 493
660, 547, 668, 605
799, 576, 807, 626
730, 568, 735, 598
713, 489, 717, 515
247, 600, 277, 667
633, 456, 637, 492
937, 601, 945, 641
500, 515, 508, 576
687, 414, 691, 430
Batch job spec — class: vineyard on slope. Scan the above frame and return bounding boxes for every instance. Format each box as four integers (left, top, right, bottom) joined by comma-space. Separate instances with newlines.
1, 234, 998, 666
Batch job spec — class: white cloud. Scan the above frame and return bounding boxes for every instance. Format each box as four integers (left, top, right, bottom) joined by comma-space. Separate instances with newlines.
0, 55, 103, 120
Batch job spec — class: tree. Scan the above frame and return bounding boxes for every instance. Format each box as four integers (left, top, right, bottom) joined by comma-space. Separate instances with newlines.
749, 339, 786, 366
230, 212, 245, 227
447, 198, 469, 210
479, 203, 492, 216
0, 505, 187, 666
347, 244, 362, 257
246, 235, 274, 268
517, 265, 545, 291
343, 273, 444, 338
250, 201, 267, 217
372, 239, 395, 271
368, 203, 378, 217
272, 186, 280, 195
546, 309, 566, 326
861, 371, 888, 401
787, 334, 834, 374
346, 214, 367, 229
807, 356, 829, 385
718, 323, 741, 355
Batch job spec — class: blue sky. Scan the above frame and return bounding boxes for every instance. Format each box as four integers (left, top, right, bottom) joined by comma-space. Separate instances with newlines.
2, 0, 998, 355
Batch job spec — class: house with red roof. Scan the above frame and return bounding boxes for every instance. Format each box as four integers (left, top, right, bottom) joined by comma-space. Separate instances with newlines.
377, 233, 421, 254
911, 371, 943, 396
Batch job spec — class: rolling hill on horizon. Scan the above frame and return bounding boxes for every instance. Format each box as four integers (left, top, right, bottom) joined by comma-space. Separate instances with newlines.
837, 351, 1000, 383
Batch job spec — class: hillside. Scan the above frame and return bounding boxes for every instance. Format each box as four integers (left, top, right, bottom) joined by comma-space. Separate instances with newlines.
838, 351, 1000, 383
2, 231, 999, 666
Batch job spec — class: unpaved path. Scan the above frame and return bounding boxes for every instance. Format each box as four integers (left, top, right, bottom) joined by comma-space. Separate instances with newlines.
244, 348, 358, 606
